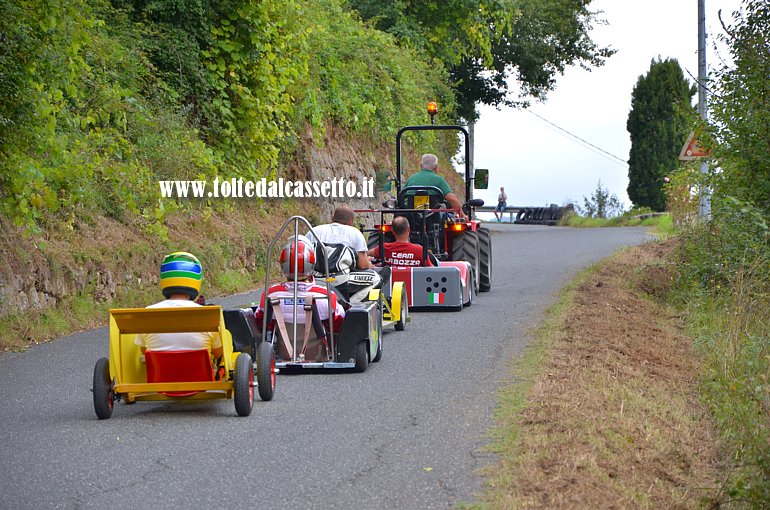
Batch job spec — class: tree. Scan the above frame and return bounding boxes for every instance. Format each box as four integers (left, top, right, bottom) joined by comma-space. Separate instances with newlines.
348, 0, 613, 122
450, 0, 615, 121
579, 180, 622, 218
626, 58, 696, 211
709, 1, 770, 214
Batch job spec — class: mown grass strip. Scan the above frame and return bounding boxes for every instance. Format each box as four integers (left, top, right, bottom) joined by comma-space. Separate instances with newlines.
470, 242, 721, 509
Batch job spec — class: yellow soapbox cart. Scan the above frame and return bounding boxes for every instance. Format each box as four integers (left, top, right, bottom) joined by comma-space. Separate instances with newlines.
92, 305, 275, 419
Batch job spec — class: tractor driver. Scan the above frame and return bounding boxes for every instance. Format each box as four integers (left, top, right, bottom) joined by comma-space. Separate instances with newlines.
405, 154, 468, 221
134, 252, 223, 359
368, 216, 434, 267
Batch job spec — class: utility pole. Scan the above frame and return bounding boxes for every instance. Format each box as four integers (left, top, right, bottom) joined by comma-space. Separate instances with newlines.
468, 120, 475, 202
697, 0, 711, 219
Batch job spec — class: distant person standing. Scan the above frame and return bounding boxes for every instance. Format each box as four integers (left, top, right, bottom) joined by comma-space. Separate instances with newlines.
494, 186, 507, 222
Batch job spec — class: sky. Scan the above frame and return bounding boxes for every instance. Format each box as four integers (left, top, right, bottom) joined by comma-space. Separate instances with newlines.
470, 0, 743, 211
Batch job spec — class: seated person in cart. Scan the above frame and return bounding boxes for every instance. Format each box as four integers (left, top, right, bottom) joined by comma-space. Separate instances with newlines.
306, 205, 389, 302
368, 216, 434, 267
134, 251, 223, 359
254, 236, 346, 359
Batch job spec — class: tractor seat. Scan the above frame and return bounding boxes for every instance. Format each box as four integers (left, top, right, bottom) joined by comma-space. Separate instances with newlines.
398, 185, 445, 211
145, 349, 214, 397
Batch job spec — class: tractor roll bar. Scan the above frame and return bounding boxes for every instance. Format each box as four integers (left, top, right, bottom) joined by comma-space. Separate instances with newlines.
395, 125, 471, 204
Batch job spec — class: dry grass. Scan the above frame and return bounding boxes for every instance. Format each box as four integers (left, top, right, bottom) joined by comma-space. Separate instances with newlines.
479, 240, 722, 509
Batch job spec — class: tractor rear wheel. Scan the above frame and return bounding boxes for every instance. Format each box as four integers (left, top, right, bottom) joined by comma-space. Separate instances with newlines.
478, 227, 492, 292
450, 230, 480, 293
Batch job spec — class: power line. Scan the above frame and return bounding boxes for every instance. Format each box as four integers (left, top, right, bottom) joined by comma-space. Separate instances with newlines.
525, 110, 628, 167
533, 118, 625, 167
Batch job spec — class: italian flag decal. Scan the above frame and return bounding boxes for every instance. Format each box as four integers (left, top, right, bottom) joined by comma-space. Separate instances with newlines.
429, 292, 444, 304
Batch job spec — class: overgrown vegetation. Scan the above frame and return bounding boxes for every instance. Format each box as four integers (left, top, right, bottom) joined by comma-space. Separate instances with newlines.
672, 200, 770, 506
666, 1, 770, 505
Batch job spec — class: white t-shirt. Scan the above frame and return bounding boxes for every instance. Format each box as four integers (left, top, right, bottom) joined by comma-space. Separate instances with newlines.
134, 299, 222, 352
306, 223, 367, 253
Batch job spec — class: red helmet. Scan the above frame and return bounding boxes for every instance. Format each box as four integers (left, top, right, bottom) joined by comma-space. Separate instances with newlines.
279, 235, 316, 280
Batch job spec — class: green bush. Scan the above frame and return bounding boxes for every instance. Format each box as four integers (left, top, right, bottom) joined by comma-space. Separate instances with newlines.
676, 198, 769, 291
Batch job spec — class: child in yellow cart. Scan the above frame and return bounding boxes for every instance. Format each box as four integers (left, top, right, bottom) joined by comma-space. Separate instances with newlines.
134, 251, 223, 360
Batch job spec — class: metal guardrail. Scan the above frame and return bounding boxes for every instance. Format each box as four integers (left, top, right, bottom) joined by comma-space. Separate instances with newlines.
475, 205, 525, 223
476, 204, 572, 226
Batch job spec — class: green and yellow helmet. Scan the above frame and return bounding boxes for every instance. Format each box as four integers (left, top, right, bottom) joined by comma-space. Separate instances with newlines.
160, 252, 202, 299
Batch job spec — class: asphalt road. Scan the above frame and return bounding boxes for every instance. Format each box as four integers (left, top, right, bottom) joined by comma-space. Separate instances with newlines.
0, 224, 654, 510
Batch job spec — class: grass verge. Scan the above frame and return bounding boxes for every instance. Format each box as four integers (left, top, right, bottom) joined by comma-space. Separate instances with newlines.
678, 287, 770, 507
560, 212, 674, 236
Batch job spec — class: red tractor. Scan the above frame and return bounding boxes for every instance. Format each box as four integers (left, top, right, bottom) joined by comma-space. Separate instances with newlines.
369, 103, 492, 295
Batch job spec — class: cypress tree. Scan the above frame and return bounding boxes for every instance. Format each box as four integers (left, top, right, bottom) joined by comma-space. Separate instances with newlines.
627, 58, 696, 211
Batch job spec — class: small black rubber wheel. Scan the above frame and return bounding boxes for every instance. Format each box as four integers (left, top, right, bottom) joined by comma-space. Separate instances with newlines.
256, 341, 275, 401
394, 286, 408, 331
234, 353, 254, 417
354, 341, 368, 373
372, 309, 383, 362
464, 268, 475, 307
93, 357, 114, 420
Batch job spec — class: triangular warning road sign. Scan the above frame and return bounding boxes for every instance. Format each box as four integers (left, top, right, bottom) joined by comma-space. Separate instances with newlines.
679, 131, 711, 161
